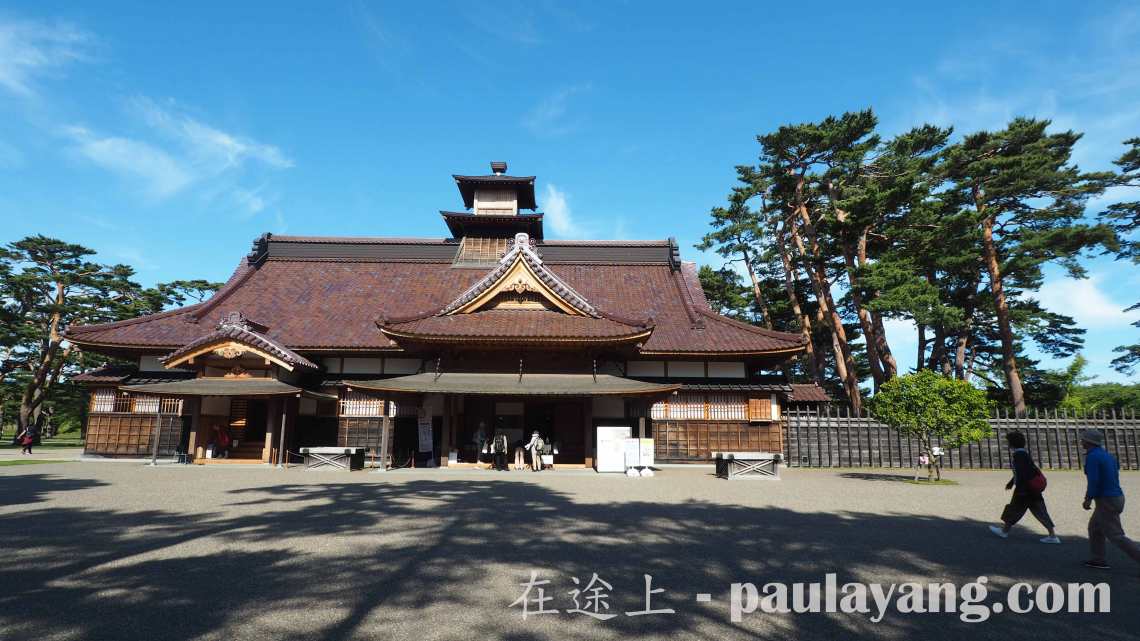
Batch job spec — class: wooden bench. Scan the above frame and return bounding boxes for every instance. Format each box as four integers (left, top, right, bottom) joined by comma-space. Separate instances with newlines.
714, 451, 780, 480
300, 447, 368, 471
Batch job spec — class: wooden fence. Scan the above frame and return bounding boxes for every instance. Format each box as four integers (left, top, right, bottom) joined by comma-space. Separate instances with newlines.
783, 407, 1140, 470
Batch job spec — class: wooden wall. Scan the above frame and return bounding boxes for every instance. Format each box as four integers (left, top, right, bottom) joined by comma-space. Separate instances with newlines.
85, 414, 188, 457
338, 417, 395, 460
653, 420, 782, 462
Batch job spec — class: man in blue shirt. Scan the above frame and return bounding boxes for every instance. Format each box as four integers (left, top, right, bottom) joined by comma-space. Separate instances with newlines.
1081, 429, 1140, 570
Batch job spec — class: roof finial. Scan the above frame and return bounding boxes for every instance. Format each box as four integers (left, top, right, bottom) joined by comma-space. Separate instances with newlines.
490, 160, 507, 175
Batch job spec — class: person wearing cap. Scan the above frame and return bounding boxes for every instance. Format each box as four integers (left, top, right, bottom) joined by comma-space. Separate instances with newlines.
524, 431, 545, 472
1081, 428, 1140, 570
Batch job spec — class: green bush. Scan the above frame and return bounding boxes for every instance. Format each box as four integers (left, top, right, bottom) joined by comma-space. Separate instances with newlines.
870, 370, 993, 480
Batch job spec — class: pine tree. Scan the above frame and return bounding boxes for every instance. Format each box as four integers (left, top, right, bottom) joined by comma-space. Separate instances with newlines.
939, 119, 1112, 414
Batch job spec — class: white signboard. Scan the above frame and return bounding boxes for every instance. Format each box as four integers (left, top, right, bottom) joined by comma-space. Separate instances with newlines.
623, 438, 641, 469
639, 438, 655, 468
417, 417, 434, 453
622, 438, 656, 469
595, 425, 631, 473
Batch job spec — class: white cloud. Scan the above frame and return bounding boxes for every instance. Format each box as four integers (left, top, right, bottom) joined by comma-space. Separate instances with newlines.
62, 125, 193, 199
523, 85, 588, 137
890, 5, 1140, 176
233, 187, 268, 215
131, 97, 293, 171
61, 99, 292, 206
541, 183, 582, 238
110, 246, 157, 270
1035, 274, 1140, 329
0, 18, 92, 96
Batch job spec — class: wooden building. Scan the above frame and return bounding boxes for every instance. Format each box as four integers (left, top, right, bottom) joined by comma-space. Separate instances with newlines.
68, 162, 812, 467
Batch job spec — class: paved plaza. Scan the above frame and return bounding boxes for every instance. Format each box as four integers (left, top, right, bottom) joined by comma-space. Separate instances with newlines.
2, 462, 1138, 640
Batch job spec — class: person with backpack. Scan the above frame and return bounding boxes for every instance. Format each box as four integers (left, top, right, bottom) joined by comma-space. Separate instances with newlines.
990, 431, 1061, 544
490, 433, 509, 471
524, 431, 545, 472
1080, 428, 1140, 570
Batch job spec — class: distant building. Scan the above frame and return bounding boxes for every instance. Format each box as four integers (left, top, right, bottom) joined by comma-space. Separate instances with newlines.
69, 162, 812, 466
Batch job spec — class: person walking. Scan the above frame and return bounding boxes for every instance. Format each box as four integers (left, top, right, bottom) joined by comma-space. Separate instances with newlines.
1080, 429, 1140, 570
989, 432, 1060, 544
17, 427, 34, 455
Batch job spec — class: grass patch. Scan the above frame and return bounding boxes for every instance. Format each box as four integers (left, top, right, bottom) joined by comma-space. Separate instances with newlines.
0, 441, 84, 449
906, 479, 960, 486
0, 459, 71, 467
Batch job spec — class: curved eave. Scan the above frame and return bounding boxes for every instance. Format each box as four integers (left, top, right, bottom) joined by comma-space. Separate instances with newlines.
66, 337, 182, 352
637, 345, 807, 358
347, 373, 680, 397
378, 326, 654, 346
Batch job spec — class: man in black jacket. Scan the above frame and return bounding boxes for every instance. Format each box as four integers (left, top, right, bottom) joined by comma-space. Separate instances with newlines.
990, 432, 1061, 544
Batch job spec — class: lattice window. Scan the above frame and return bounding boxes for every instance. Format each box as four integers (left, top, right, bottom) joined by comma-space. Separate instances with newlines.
91, 389, 116, 413
90, 390, 182, 414
339, 390, 384, 417
456, 236, 509, 264
132, 395, 160, 414
159, 398, 184, 415
650, 392, 748, 421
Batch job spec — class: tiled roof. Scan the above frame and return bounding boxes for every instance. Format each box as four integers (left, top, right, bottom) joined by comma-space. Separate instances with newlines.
72, 366, 195, 385
72, 364, 138, 383
438, 234, 599, 317
161, 312, 319, 370
440, 211, 544, 240
67, 235, 806, 356
790, 383, 832, 403
453, 174, 537, 209
381, 309, 651, 343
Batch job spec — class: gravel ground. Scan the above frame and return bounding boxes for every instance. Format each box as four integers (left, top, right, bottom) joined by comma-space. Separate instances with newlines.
1, 462, 1138, 641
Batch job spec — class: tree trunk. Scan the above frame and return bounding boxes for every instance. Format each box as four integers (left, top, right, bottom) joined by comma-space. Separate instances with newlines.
854, 233, 898, 380
19, 281, 66, 431
775, 221, 824, 386
916, 323, 927, 371
842, 234, 884, 391
789, 220, 852, 393
791, 200, 861, 412
870, 311, 898, 378
979, 210, 1026, 415
928, 324, 947, 372
738, 246, 774, 331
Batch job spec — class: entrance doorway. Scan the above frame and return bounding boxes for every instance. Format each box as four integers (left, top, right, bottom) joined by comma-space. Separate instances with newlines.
226, 398, 268, 460
526, 401, 584, 465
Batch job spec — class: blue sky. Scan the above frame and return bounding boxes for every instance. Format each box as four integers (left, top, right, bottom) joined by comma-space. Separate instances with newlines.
1, 1, 1138, 382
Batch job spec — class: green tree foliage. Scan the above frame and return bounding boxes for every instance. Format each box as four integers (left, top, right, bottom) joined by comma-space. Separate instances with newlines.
697, 265, 752, 320
701, 112, 1117, 414
870, 370, 993, 480
938, 118, 1112, 414
1104, 138, 1140, 374
0, 236, 221, 434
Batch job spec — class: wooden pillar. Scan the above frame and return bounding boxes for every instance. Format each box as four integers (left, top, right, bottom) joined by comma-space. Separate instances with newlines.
378, 398, 391, 472
263, 397, 279, 463
583, 397, 594, 469
186, 397, 203, 461
638, 415, 646, 439
440, 395, 454, 467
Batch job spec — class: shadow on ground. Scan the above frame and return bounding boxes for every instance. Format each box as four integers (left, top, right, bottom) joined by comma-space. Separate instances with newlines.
0, 472, 1136, 641
839, 472, 920, 483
